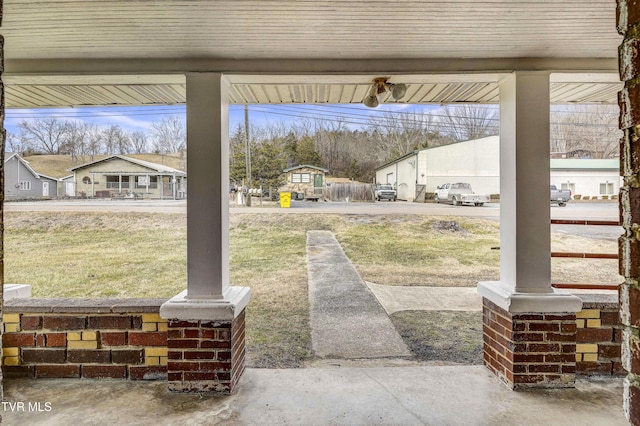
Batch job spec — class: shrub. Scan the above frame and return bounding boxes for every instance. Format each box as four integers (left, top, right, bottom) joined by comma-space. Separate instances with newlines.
573, 194, 582, 200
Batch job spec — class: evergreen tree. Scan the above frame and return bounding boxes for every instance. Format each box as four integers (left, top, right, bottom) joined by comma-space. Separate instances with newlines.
295, 135, 322, 166
252, 141, 287, 188
229, 124, 247, 183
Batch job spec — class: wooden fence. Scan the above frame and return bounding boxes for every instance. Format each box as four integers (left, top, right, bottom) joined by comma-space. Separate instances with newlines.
323, 183, 375, 202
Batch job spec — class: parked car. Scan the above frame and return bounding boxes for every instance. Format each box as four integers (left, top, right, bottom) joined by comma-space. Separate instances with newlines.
375, 184, 397, 201
550, 184, 571, 207
434, 182, 489, 206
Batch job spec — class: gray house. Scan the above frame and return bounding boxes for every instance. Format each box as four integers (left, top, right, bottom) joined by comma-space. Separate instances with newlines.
4, 153, 59, 199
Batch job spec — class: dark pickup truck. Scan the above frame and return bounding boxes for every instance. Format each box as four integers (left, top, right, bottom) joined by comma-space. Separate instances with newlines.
550, 185, 571, 207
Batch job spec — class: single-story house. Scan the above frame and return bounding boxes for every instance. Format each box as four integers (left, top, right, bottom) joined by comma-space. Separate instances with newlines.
375, 136, 620, 201
4, 153, 59, 199
550, 159, 621, 198
66, 155, 187, 199
280, 164, 328, 199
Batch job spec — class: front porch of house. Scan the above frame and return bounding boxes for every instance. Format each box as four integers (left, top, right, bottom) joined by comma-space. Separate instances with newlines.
2, 0, 639, 424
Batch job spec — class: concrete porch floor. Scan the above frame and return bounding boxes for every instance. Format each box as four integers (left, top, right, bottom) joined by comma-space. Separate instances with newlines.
2, 366, 626, 426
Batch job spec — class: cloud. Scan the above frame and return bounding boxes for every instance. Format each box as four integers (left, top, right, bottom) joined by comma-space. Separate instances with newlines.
90, 111, 161, 131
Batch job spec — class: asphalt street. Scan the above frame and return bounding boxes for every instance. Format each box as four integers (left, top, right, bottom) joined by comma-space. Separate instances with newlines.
4, 198, 618, 219
5, 199, 621, 240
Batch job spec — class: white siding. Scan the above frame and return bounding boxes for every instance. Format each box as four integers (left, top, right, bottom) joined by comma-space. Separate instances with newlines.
379, 137, 621, 200
424, 136, 500, 195
551, 170, 621, 198
376, 163, 397, 186
397, 156, 418, 201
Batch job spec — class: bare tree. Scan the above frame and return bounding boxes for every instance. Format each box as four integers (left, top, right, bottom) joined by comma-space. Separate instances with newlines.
368, 111, 434, 160
130, 131, 148, 154
439, 104, 499, 142
550, 105, 619, 158
18, 117, 69, 154
150, 116, 186, 154
101, 125, 131, 155
66, 120, 95, 163
313, 117, 351, 174
6, 132, 28, 155
85, 124, 103, 161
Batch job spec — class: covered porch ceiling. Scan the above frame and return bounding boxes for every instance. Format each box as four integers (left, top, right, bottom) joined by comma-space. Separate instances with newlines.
3, 73, 621, 108
2, 0, 622, 108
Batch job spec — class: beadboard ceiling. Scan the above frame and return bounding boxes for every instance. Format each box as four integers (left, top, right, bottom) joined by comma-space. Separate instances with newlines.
1, 1, 622, 107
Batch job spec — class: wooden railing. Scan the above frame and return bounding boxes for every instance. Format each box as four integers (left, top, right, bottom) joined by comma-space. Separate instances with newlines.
550, 219, 620, 291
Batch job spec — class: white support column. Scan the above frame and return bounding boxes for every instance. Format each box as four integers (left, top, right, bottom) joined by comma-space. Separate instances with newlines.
161, 73, 250, 320
478, 72, 581, 313
185, 72, 229, 298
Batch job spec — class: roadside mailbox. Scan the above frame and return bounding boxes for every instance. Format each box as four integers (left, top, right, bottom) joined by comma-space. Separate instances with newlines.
280, 192, 291, 208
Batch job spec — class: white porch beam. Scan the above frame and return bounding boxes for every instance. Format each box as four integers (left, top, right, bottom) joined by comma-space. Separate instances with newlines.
4, 58, 618, 76
478, 71, 581, 313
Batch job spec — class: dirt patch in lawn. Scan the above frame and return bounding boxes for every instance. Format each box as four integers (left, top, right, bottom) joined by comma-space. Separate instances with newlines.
390, 310, 483, 365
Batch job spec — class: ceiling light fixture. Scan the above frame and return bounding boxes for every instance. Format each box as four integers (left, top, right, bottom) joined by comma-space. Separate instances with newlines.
362, 78, 408, 108
363, 84, 380, 108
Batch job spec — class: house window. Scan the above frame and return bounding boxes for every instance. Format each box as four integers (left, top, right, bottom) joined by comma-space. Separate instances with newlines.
599, 182, 614, 195
82, 176, 91, 184
19, 181, 31, 191
292, 173, 311, 183
136, 176, 158, 189
106, 176, 119, 188
106, 176, 130, 189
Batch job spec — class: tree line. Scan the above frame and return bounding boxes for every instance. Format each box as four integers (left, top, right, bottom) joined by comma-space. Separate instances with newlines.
7, 104, 619, 186
8, 116, 185, 164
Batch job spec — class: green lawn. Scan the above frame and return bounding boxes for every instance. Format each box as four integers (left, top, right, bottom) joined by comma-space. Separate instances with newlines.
4, 211, 618, 367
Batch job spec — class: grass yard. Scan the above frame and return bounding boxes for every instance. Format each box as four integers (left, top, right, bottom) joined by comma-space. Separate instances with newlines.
337, 216, 501, 286
4, 211, 620, 367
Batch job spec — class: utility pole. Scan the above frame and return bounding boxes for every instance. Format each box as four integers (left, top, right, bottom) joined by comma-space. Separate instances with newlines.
244, 104, 252, 207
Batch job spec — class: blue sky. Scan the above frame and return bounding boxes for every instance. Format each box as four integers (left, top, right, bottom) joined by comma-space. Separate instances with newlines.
4, 103, 439, 137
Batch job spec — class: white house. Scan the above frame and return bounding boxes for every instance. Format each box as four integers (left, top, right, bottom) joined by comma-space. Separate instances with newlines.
375, 136, 619, 201
550, 159, 621, 198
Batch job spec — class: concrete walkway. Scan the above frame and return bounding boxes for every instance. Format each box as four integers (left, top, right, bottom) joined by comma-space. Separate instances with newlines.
2, 368, 627, 426
366, 282, 483, 315
306, 231, 410, 359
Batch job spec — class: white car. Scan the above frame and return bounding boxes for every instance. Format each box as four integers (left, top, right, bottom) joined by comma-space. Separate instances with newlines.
434, 183, 489, 206
375, 184, 397, 201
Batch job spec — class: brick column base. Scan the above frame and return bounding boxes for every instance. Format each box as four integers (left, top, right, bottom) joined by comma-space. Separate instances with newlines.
167, 310, 245, 393
483, 299, 576, 389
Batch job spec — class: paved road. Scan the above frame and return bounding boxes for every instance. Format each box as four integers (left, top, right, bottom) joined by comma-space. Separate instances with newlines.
4, 199, 621, 239
5, 199, 189, 213
4, 198, 619, 221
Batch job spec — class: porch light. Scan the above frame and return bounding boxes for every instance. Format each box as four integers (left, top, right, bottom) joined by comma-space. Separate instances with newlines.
363, 84, 380, 108
362, 78, 408, 108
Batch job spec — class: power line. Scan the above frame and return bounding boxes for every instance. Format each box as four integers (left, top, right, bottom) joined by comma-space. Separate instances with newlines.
244, 105, 617, 132
5, 104, 619, 134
